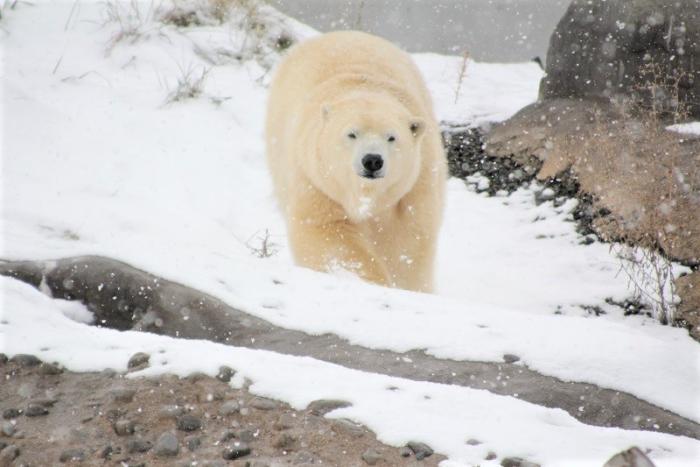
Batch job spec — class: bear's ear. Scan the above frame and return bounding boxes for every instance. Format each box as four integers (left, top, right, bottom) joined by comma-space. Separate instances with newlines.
409, 118, 425, 138
321, 104, 331, 122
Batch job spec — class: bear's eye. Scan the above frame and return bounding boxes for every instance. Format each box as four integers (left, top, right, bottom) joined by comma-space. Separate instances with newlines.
347, 132, 357, 140
387, 135, 396, 143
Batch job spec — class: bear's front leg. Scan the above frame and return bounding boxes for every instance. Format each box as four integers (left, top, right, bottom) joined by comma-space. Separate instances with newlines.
288, 220, 390, 287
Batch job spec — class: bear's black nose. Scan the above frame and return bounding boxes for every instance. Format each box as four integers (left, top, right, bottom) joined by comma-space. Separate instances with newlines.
362, 154, 384, 173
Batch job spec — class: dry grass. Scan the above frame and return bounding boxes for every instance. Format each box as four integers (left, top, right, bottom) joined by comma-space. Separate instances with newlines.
454, 50, 470, 104
164, 63, 210, 104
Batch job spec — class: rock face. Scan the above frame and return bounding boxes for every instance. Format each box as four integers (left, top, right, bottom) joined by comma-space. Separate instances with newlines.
541, 0, 700, 119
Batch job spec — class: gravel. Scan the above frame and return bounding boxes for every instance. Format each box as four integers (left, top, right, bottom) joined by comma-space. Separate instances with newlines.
58, 448, 85, 462
111, 387, 137, 403
176, 414, 202, 432
222, 442, 252, 460
154, 431, 180, 457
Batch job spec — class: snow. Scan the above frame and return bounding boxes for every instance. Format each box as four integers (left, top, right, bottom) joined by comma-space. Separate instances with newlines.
667, 122, 700, 136
1, 1, 699, 465
3, 277, 700, 467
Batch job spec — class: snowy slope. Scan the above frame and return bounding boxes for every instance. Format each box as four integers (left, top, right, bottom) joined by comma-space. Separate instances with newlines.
2, 2, 699, 466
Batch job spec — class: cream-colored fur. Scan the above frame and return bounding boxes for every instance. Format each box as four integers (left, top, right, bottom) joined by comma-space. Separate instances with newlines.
265, 31, 446, 292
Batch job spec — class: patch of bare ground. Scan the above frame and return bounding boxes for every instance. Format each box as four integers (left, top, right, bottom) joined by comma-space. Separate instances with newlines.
0, 356, 443, 466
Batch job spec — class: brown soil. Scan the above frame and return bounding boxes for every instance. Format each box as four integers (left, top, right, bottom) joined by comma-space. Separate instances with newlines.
0, 357, 443, 467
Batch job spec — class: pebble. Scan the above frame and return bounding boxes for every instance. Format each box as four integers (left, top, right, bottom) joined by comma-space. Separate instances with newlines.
159, 404, 185, 419
176, 414, 202, 432
127, 352, 150, 370
24, 404, 49, 417
501, 457, 541, 467
307, 399, 351, 416
59, 448, 85, 462
361, 448, 383, 465
154, 431, 180, 457
398, 446, 412, 457
250, 397, 278, 411
216, 365, 235, 383
331, 418, 365, 438
273, 433, 296, 450
486, 451, 498, 460
407, 441, 434, 460
185, 435, 201, 451
503, 354, 521, 364
38, 362, 64, 375
113, 419, 135, 436
100, 445, 114, 459
1, 422, 16, 437
111, 388, 137, 403
2, 409, 20, 420
127, 438, 153, 453
0, 445, 20, 463
222, 442, 251, 460
10, 354, 41, 367
218, 400, 240, 416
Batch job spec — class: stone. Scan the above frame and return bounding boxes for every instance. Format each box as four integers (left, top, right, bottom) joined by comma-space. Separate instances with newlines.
222, 442, 251, 460
0, 445, 20, 464
159, 404, 185, 419
361, 448, 383, 465
1, 409, 19, 420
38, 362, 64, 375
486, 451, 498, 460
503, 354, 521, 364
216, 365, 235, 383
1, 422, 15, 437
59, 448, 85, 462
154, 431, 180, 457
100, 444, 113, 459
10, 354, 41, 367
407, 441, 434, 460
24, 404, 49, 417
466, 438, 482, 446
331, 418, 365, 438
113, 419, 135, 436
603, 446, 656, 467
127, 438, 153, 453
127, 352, 150, 370
176, 414, 202, 432
398, 446, 412, 458
250, 397, 278, 411
185, 435, 201, 451
307, 399, 352, 416
501, 457, 541, 467
111, 387, 137, 403
218, 400, 240, 416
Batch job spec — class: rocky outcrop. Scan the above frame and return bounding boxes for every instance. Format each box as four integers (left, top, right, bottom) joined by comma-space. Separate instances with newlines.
541, 0, 700, 119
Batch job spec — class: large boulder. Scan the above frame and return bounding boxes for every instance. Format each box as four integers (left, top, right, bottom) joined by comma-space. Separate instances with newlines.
541, 0, 700, 119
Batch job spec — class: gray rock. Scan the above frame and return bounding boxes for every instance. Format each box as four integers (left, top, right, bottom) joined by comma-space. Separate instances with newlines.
0, 354, 7, 365
466, 438, 482, 446
38, 362, 64, 375
216, 365, 235, 383
361, 448, 383, 465
1, 422, 16, 437
185, 435, 201, 451
398, 446, 412, 458
486, 451, 498, 460
10, 354, 41, 367
250, 397, 278, 411
307, 399, 352, 416
407, 441, 434, 460
24, 404, 49, 417
127, 438, 153, 453
176, 414, 202, 432
127, 352, 150, 369
2, 409, 20, 420
0, 445, 20, 464
222, 442, 251, 460
603, 446, 656, 467
154, 431, 180, 457
501, 457, 541, 467
541, 0, 700, 119
219, 400, 240, 416
113, 419, 135, 436
331, 418, 365, 438
503, 354, 521, 364
59, 448, 85, 462
111, 387, 137, 403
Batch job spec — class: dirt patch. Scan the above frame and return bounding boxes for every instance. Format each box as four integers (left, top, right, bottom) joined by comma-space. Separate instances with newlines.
0, 356, 443, 467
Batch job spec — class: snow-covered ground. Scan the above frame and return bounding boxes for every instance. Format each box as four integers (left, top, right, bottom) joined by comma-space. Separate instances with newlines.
2, 2, 699, 466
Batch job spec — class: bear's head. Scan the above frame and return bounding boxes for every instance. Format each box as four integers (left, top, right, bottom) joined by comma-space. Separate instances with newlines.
312, 93, 425, 221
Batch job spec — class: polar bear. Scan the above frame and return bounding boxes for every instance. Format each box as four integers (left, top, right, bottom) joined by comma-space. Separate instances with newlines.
265, 31, 446, 292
